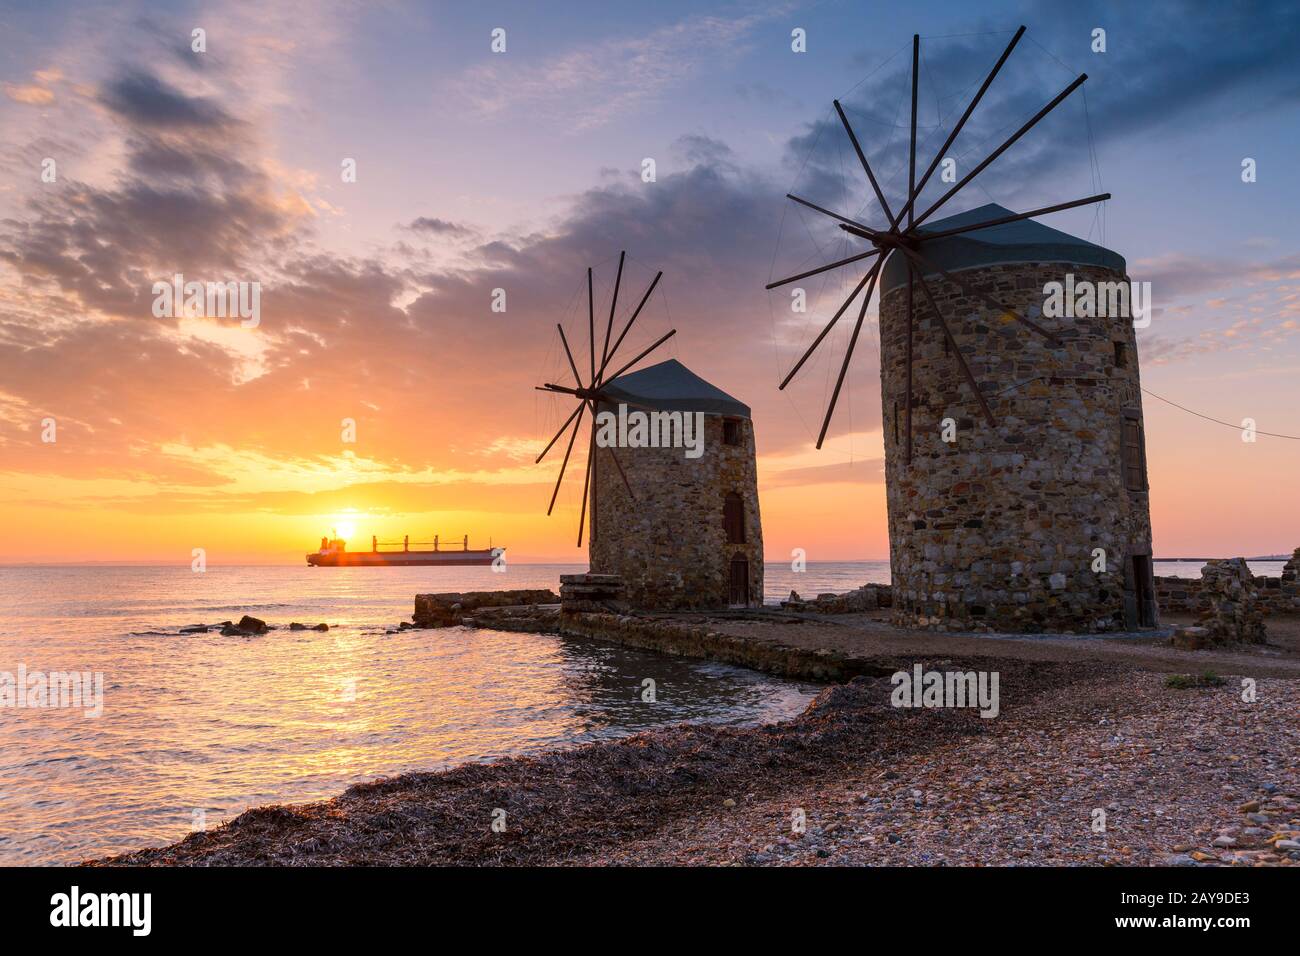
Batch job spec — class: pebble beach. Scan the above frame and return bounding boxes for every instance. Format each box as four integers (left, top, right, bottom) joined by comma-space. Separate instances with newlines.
92, 642, 1300, 867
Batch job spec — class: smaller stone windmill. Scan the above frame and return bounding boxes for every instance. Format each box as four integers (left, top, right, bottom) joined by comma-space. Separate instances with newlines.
537, 255, 763, 610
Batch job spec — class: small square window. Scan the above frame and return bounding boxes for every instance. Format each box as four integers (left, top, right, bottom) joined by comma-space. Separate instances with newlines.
1114, 342, 1127, 368
723, 419, 742, 446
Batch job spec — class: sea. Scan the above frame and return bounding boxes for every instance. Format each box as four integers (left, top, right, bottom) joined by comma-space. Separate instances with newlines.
0, 561, 868, 866
0, 558, 1282, 866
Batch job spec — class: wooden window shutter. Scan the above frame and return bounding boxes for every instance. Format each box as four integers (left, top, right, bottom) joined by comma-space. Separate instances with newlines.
1121, 413, 1146, 491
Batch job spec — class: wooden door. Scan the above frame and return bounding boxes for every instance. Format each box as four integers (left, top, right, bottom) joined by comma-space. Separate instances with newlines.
1133, 554, 1156, 627
729, 556, 750, 607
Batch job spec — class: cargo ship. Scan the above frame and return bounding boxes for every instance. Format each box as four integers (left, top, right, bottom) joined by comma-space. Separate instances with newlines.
306, 533, 502, 567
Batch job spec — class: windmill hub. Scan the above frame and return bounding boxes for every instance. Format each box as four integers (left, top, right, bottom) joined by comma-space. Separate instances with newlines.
873, 232, 917, 251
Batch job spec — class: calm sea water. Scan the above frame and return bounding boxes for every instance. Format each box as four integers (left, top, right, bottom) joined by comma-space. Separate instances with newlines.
1154, 560, 1285, 580
0, 557, 1277, 865
0, 561, 885, 866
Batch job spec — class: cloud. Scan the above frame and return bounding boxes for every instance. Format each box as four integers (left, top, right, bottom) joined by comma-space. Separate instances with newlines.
13, 476, 555, 518
1134, 251, 1300, 298
405, 216, 474, 238
786, 1, 1300, 227
0, 62, 311, 322
673, 133, 736, 167
98, 71, 236, 130
449, 8, 786, 130
4, 83, 54, 105
761, 458, 884, 488
0, 110, 834, 502
5, 0, 1294, 529
3, 66, 62, 106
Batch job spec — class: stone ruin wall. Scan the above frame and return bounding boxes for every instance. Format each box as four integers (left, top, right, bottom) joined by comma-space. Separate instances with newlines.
1157, 547, 1300, 616
1199, 558, 1268, 643
878, 261, 1152, 632
589, 413, 763, 610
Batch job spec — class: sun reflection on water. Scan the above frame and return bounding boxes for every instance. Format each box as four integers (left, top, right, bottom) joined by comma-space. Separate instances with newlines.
0, 564, 819, 864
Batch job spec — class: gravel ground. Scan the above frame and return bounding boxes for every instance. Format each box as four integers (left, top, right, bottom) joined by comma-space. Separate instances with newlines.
567, 673, 1300, 866
687, 611, 1300, 679
91, 653, 1300, 867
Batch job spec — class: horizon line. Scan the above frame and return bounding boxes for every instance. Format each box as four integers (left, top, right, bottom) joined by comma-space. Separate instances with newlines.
0, 554, 1291, 569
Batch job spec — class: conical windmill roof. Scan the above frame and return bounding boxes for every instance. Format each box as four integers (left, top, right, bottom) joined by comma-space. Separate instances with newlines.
880, 202, 1126, 295
599, 358, 751, 418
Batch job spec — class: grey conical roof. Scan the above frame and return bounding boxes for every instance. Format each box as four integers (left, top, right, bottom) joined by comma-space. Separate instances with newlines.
599, 358, 751, 418
881, 202, 1126, 295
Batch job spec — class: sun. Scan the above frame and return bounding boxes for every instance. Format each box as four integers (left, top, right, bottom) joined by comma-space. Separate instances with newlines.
331, 516, 357, 541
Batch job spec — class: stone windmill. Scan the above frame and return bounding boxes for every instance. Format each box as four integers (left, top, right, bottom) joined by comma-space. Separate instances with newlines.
537, 255, 763, 610
770, 28, 1155, 632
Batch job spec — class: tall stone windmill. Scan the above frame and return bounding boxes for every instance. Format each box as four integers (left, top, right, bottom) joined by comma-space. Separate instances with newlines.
770, 28, 1155, 633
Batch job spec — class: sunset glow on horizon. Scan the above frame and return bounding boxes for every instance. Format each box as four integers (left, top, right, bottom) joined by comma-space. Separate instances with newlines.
1, 1, 1297, 566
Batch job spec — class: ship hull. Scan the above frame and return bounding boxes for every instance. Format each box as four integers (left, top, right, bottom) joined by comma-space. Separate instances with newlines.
307, 550, 499, 567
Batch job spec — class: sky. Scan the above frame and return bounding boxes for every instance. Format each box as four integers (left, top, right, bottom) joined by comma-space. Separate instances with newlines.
0, 0, 1297, 564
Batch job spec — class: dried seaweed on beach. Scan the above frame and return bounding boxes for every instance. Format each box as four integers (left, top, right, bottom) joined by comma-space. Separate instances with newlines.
90, 659, 1127, 866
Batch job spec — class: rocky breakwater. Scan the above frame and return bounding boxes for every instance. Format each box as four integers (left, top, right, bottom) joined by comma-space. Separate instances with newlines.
781, 584, 892, 614
555, 612, 896, 681
1173, 558, 1267, 649
559, 573, 625, 614
412, 589, 559, 628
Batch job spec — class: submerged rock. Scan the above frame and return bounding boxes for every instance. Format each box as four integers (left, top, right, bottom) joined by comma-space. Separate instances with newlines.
222, 615, 268, 636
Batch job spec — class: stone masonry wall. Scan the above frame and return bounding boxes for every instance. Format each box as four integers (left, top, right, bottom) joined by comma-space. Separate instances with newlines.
589, 413, 763, 610
1155, 575, 1208, 614
1283, 547, 1300, 609
1198, 558, 1267, 643
1157, 547, 1300, 615
878, 261, 1153, 632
